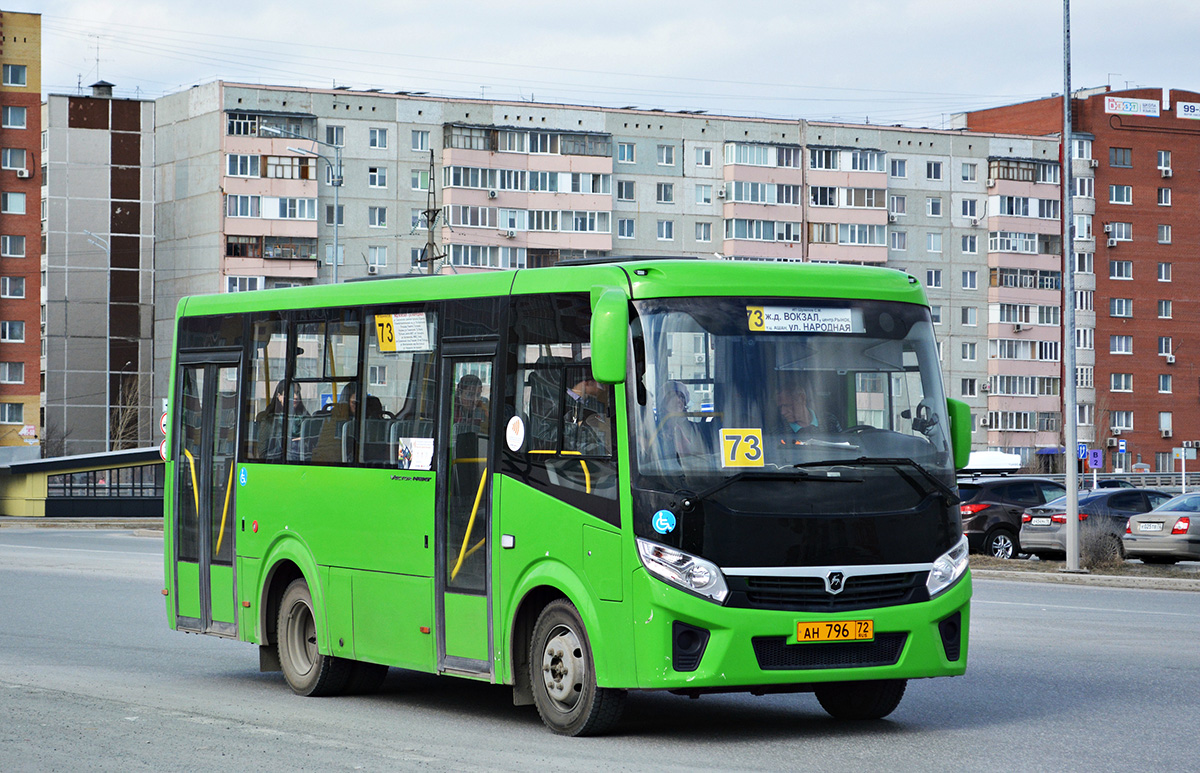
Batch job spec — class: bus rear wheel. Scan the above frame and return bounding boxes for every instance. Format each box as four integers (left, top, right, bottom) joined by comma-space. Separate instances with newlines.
277, 578, 350, 696
529, 599, 625, 736
815, 679, 907, 720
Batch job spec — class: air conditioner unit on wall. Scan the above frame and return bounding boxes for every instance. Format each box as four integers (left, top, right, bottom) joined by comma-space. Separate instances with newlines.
986, 178, 996, 188
15, 169, 31, 179
1161, 168, 1173, 178
1088, 159, 1099, 168
717, 189, 726, 198
1107, 238, 1118, 248
1184, 440, 1195, 449
1166, 354, 1176, 364
367, 265, 378, 275
1103, 223, 1113, 233
888, 214, 896, 223
979, 418, 990, 427
1162, 429, 1173, 438
487, 189, 498, 198
1106, 437, 1119, 448
1111, 428, 1122, 436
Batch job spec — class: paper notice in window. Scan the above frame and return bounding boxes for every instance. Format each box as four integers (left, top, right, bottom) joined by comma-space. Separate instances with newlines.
375, 312, 431, 352
397, 437, 435, 470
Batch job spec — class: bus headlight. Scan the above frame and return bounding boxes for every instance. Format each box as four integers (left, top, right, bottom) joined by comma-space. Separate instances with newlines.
637, 538, 729, 603
926, 536, 970, 598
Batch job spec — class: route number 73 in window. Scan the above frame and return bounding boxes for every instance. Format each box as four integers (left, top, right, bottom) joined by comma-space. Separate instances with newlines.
720, 428, 764, 467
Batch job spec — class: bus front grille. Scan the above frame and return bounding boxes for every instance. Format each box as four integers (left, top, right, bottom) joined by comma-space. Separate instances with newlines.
751, 633, 908, 671
728, 571, 927, 613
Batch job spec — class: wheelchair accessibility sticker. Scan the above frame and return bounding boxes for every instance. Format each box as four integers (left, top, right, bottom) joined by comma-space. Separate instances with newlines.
652, 509, 677, 534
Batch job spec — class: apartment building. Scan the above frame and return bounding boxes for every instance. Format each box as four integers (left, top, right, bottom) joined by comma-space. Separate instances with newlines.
143, 81, 1077, 460
42, 83, 156, 455
964, 86, 1198, 471
0, 10, 39, 454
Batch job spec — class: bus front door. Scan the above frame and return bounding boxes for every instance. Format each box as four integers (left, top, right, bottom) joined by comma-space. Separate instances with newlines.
173, 357, 240, 637
437, 355, 495, 674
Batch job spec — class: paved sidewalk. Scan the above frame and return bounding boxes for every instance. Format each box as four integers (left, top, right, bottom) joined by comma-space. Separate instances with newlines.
0, 517, 162, 531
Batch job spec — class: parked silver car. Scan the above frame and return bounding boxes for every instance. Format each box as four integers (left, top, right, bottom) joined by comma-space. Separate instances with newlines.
1020, 488, 1172, 560
1122, 492, 1200, 564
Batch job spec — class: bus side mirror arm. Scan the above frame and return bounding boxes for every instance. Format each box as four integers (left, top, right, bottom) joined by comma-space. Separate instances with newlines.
946, 398, 971, 470
590, 288, 629, 384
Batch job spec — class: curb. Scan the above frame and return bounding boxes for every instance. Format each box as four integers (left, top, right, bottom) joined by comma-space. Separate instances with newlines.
972, 567, 1200, 592
0, 518, 163, 532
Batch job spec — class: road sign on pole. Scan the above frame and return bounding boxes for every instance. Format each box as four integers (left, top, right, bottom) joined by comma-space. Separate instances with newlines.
1077, 442, 1088, 460
1118, 438, 1127, 454
1087, 449, 1104, 470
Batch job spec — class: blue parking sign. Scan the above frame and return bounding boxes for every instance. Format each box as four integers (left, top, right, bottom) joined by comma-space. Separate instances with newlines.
1077, 442, 1088, 460
1118, 439, 1126, 454
1088, 449, 1104, 470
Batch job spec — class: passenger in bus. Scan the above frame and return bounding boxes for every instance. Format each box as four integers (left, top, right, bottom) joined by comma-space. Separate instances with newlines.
312, 382, 358, 463
453, 374, 489, 431
564, 376, 611, 456
255, 380, 309, 460
656, 380, 707, 462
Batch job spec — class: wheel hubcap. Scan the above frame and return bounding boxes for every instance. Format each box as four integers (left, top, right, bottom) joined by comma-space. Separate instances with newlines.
286, 600, 317, 677
990, 534, 1015, 559
540, 625, 585, 712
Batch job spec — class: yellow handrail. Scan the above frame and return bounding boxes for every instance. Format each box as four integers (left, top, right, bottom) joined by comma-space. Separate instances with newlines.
214, 464, 234, 556
182, 448, 200, 515
449, 465, 488, 581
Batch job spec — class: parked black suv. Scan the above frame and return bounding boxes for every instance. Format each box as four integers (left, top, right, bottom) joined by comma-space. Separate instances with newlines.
958, 476, 1067, 559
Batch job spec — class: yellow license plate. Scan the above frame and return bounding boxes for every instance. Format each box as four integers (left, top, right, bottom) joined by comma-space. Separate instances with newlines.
796, 620, 874, 643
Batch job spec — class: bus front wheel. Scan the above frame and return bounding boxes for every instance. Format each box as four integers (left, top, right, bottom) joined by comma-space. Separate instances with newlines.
529, 599, 625, 736
277, 578, 350, 697
815, 679, 907, 720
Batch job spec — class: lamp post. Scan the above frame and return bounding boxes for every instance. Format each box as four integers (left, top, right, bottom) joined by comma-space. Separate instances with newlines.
259, 125, 343, 284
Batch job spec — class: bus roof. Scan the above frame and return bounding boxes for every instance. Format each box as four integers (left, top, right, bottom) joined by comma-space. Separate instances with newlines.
176, 260, 928, 318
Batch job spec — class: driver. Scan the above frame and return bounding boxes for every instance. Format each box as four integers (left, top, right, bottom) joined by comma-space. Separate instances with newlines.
773, 373, 842, 436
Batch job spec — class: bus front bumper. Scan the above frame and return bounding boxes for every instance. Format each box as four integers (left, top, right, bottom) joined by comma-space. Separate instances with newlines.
627, 568, 971, 691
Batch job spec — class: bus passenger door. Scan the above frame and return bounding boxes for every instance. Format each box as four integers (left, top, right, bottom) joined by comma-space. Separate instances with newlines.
437, 354, 495, 674
173, 356, 240, 637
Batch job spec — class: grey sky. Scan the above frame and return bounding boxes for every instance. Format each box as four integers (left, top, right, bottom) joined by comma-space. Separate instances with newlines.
34, 0, 1200, 126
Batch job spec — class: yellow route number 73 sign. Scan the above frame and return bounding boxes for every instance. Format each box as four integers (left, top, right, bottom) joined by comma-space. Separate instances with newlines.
720, 428, 765, 467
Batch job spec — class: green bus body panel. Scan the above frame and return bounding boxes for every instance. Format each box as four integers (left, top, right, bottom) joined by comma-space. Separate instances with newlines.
352, 571, 435, 670
254, 534, 330, 649
444, 592, 488, 661
494, 477, 635, 689
630, 569, 971, 689
210, 564, 236, 625
582, 524, 623, 602
238, 556, 260, 636
177, 561, 201, 620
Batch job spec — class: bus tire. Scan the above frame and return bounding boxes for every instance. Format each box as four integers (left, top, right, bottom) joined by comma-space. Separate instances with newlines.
815, 679, 907, 720
277, 578, 350, 697
529, 599, 625, 736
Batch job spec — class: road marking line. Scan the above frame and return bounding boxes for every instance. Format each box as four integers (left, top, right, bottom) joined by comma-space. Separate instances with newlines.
976, 599, 1197, 617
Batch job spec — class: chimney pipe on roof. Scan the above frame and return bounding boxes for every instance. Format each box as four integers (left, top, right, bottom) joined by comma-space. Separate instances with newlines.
90, 80, 114, 99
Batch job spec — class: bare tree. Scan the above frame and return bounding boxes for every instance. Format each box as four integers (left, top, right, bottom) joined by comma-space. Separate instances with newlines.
41, 419, 72, 458
110, 372, 143, 451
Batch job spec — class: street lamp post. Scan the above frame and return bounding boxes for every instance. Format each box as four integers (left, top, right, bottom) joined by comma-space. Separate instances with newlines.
259, 125, 343, 284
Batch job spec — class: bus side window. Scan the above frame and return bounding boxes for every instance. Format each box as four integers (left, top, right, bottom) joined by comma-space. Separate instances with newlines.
293, 310, 361, 465
363, 306, 439, 468
244, 313, 288, 463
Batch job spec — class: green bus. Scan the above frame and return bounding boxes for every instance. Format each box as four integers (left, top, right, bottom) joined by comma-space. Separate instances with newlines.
164, 257, 972, 736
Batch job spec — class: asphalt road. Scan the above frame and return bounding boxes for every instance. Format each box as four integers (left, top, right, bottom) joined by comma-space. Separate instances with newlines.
1, 529, 1197, 771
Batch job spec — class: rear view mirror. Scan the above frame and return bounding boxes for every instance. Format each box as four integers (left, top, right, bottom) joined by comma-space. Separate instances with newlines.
946, 398, 971, 470
590, 288, 629, 384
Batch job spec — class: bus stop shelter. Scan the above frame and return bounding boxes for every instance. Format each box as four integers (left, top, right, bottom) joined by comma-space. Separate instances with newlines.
0, 447, 164, 518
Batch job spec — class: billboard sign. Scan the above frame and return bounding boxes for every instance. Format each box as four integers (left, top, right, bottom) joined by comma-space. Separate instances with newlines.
1104, 96, 1161, 117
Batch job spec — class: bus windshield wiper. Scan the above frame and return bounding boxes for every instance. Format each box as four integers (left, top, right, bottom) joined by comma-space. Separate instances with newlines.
692, 466, 857, 504
792, 457, 959, 505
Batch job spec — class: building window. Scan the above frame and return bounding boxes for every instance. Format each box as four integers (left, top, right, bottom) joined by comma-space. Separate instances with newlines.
888, 194, 906, 215
1109, 185, 1132, 204
1157, 187, 1171, 206
368, 246, 387, 268
226, 154, 259, 177
1159, 336, 1173, 356
695, 222, 711, 242
226, 276, 262, 293
1111, 373, 1133, 392
0, 403, 23, 423
961, 342, 976, 361
962, 235, 977, 254
926, 161, 942, 180
366, 167, 387, 188
226, 195, 259, 218
411, 130, 429, 151
1077, 367, 1093, 389
695, 184, 712, 205
695, 147, 712, 167
931, 305, 942, 324
889, 231, 906, 251
0, 192, 26, 215
961, 378, 977, 398
369, 206, 387, 228
369, 128, 388, 148
1, 320, 26, 342
656, 182, 674, 204
808, 148, 838, 170
325, 205, 343, 226
926, 269, 942, 288
0, 276, 24, 298
617, 218, 634, 239
1109, 260, 1132, 279
890, 158, 906, 178
1111, 411, 1133, 432
961, 270, 977, 290
1158, 225, 1171, 244
1071, 138, 1092, 159
1076, 328, 1093, 350
410, 169, 430, 191
1109, 147, 1132, 167
962, 307, 977, 326
962, 163, 977, 182
1157, 150, 1172, 170
617, 143, 635, 163
657, 220, 674, 241
0, 235, 25, 258
615, 180, 634, 201
927, 232, 942, 253
0, 362, 22, 384
1074, 252, 1093, 273
961, 198, 977, 218
927, 197, 942, 217
1158, 300, 1172, 318
1158, 262, 1172, 281
1159, 374, 1172, 393
810, 186, 837, 207
1108, 222, 1132, 241
657, 145, 675, 166
1110, 298, 1132, 318
325, 125, 344, 147
0, 106, 25, 129
1110, 335, 1133, 354
1073, 177, 1094, 198
2, 65, 27, 87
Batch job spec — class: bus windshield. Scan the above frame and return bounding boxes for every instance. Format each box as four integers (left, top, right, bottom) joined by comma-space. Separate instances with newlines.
630, 296, 954, 492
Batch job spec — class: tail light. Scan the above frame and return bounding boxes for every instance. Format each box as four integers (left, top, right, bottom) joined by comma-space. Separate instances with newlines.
1173, 516, 1191, 535
1022, 513, 1032, 523
1050, 514, 1067, 524
961, 503, 990, 516
1125, 519, 1132, 534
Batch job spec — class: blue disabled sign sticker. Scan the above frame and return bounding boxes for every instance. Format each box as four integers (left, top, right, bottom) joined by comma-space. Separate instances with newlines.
652, 509, 677, 534
239, 466, 248, 487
